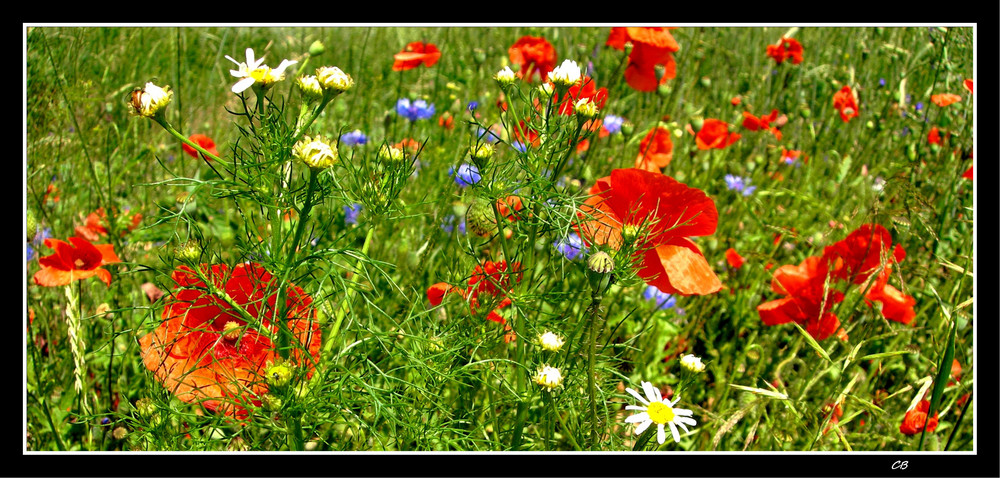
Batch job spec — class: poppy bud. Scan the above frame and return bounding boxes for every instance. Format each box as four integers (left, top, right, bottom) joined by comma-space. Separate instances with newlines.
691, 117, 705, 132
699, 76, 712, 88
466, 198, 498, 238
620, 121, 635, 138
656, 84, 670, 98
906, 143, 917, 161
473, 48, 486, 65
309, 40, 325, 56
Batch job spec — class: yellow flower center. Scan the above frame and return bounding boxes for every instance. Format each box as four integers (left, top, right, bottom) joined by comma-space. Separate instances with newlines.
222, 321, 242, 341
646, 401, 675, 425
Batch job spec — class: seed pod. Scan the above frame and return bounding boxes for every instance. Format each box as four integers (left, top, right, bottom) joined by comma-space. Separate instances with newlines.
466, 198, 498, 238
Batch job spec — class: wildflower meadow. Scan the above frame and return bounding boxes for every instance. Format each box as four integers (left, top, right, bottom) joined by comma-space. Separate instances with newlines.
24, 24, 982, 468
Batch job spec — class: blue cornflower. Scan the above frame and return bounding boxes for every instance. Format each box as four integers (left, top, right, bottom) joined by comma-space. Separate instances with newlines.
467, 101, 479, 112
340, 129, 368, 146
878, 78, 886, 87
511, 141, 528, 153
26, 227, 51, 262
603, 114, 624, 134
724, 174, 756, 196
449, 163, 481, 187
915, 102, 924, 111
344, 203, 362, 225
553, 233, 586, 260
643, 285, 676, 310
441, 214, 467, 234
396, 98, 435, 122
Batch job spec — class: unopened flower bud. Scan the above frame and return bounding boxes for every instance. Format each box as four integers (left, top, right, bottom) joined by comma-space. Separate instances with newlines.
127, 82, 172, 118
293, 135, 339, 170
377, 144, 405, 162
469, 143, 495, 165
587, 250, 615, 295
26, 209, 37, 242
574, 98, 599, 120
620, 121, 635, 138
680, 354, 706, 373
266, 362, 293, 388
308, 40, 325, 56
112, 427, 128, 440
466, 198, 498, 238
537, 82, 554, 98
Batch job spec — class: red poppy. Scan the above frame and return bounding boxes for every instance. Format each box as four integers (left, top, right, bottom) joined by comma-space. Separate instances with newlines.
950, 358, 962, 381
963, 79, 973, 94
742, 109, 782, 140
139, 262, 321, 419
695, 119, 741, 150
577, 168, 721, 296
508, 36, 557, 82
606, 27, 679, 92
781, 148, 807, 165
554, 76, 608, 116
822, 402, 843, 434
182, 134, 220, 160
899, 400, 938, 435
74, 210, 109, 242
392, 41, 441, 71
833, 86, 859, 122
634, 125, 673, 172
33, 237, 121, 287
438, 112, 454, 130
962, 165, 973, 180
756, 255, 845, 341
427, 259, 523, 326
927, 127, 942, 145
930, 93, 961, 107
822, 224, 905, 286
766, 37, 804, 65
725, 248, 744, 269
44, 183, 60, 204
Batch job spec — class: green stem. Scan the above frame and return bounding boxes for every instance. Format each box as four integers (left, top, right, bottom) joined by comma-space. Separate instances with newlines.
324, 225, 375, 356
586, 294, 604, 450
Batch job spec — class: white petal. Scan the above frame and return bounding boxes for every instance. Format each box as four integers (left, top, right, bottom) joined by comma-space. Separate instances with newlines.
625, 387, 649, 406
642, 381, 659, 404
225, 55, 240, 67
677, 416, 698, 427
245, 48, 257, 67
656, 424, 666, 444
633, 417, 652, 436
273, 59, 297, 76
625, 412, 649, 424
229, 69, 248, 78
676, 420, 690, 434
669, 395, 681, 406
673, 407, 694, 417
232, 77, 256, 93
624, 405, 647, 411
669, 422, 680, 442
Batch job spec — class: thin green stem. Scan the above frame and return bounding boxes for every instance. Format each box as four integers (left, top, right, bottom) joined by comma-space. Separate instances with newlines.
324, 225, 375, 356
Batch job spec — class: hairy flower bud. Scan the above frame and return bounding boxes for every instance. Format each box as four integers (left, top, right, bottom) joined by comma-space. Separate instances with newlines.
296, 75, 323, 101
293, 135, 339, 170
466, 198, 498, 238
315, 66, 354, 94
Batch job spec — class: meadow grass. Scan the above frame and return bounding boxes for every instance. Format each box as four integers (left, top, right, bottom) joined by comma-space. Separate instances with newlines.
24, 25, 974, 454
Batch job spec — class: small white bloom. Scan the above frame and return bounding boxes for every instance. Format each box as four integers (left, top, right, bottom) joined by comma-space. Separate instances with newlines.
679, 354, 706, 373
225, 47, 298, 94
533, 365, 563, 391
494, 65, 516, 86
537, 331, 565, 352
315, 66, 354, 93
574, 98, 599, 119
624, 381, 697, 445
128, 82, 172, 117
549, 59, 581, 87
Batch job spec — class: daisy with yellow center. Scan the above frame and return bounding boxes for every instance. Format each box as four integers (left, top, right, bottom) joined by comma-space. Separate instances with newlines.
625, 380, 697, 444
225, 47, 298, 94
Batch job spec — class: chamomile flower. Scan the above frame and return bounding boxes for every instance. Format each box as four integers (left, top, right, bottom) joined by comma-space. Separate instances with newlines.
624, 381, 697, 444
225, 47, 298, 94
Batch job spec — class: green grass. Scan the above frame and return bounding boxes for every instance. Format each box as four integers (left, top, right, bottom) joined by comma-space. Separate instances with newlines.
24, 25, 974, 455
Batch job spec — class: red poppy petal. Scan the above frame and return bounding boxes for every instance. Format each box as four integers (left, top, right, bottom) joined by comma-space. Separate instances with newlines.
757, 298, 798, 325
640, 240, 722, 296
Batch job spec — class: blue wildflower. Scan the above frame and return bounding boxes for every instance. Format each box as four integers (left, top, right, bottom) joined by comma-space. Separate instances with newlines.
396, 98, 435, 122
340, 129, 368, 146
643, 285, 676, 310
724, 174, 756, 196
449, 163, 481, 187
553, 233, 586, 260
879, 78, 886, 87
475, 126, 502, 144
602, 114, 624, 134
26, 227, 51, 262
441, 214, 467, 234
511, 141, 528, 153
915, 102, 923, 111
467, 101, 479, 112
344, 203, 362, 225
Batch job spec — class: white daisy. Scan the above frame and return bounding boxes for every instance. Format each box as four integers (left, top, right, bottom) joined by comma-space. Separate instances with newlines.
225, 47, 297, 94
624, 381, 697, 445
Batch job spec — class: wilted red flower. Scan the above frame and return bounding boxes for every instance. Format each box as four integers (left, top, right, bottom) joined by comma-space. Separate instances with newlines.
183, 134, 219, 160
833, 86, 859, 122
634, 125, 673, 172
577, 168, 722, 296
757, 255, 845, 341
508, 36, 557, 82
554, 76, 608, 116
725, 248, 744, 269
33, 237, 121, 287
139, 262, 321, 419
742, 109, 782, 140
927, 127, 942, 145
606, 27, 679, 92
427, 260, 523, 326
696, 119, 741, 150
392, 41, 441, 71
930, 93, 961, 107
74, 208, 142, 242
900, 400, 938, 435
766, 37, 804, 65
963, 79, 973, 94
